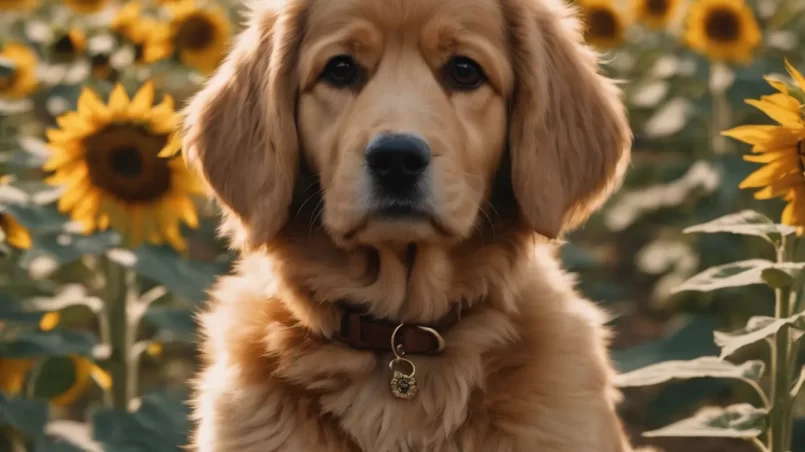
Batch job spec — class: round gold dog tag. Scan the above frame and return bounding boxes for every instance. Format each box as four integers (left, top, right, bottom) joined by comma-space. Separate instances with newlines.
389, 358, 417, 400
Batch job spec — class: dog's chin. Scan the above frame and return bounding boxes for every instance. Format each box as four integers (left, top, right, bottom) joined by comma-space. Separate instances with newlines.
331, 206, 462, 248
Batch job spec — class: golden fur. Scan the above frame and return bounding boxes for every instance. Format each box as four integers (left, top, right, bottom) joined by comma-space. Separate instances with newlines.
182, 0, 651, 450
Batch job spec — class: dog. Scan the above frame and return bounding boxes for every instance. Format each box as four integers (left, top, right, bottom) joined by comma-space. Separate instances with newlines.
182, 0, 643, 450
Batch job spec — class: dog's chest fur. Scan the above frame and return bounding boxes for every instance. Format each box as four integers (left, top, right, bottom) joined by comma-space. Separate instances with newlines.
191, 245, 630, 452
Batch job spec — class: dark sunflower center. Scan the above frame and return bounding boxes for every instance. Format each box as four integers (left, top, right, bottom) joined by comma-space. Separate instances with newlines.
52, 35, 77, 60
646, 0, 669, 15
704, 8, 741, 42
133, 43, 145, 62
110, 147, 144, 178
85, 125, 172, 203
90, 53, 115, 80
54, 35, 75, 54
586, 8, 618, 39
0, 58, 17, 91
798, 141, 805, 175
176, 15, 215, 51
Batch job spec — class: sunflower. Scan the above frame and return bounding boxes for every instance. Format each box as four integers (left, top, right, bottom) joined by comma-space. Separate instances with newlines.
0, 0, 37, 11
0, 357, 111, 406
111, 1, 141, 37
51, 29, 87, 61
684, 0, 760, 64
0, 212, 32, 249
89, 52, 116, 80
63, 0, 108, 14
0, 42, 38, 99
631, 0, 680, 30
723, 60, 805, 230
120, 18, 169, 65
579, 0, 627, 50
43, 82, 203, 251
49, 357, 112, 406
0, 359, 34, 394
147, 0, 231, 74
110, 2, 167, 65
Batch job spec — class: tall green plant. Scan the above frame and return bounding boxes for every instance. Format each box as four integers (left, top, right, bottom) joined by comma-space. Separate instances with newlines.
616, 210, 805, 452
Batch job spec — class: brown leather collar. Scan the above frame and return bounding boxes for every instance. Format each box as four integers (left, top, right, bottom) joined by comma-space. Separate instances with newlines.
333, 302, 465, 355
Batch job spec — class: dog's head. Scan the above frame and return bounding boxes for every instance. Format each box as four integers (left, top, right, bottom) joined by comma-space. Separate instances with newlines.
184, 0, 630, 251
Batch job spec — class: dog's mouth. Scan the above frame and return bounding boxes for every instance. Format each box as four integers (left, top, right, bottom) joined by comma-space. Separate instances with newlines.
376, 202, 430, 219
342, 204, 455, 243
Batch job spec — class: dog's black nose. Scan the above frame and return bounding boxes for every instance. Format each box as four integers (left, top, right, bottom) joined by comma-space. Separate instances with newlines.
366, 133, 431, 194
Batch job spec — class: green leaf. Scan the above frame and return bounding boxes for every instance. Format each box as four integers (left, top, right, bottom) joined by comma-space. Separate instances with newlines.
614, 357, 764, 388
112, 245, 229, 303
761, 263, 805, 289
0, 394, 48, 436
611, 315, 719, 373
32, 357, 80, 401
715, 314, 805, 359
39, 420, 103, 452
92, 389, 190, 452
0, 285, 102, 324
0, 330, 98, 358
683, 210, 796, 246
3, 204, 67, 233
674, 259, 774, 293
20, 230, 120, 268
143, 307, 196, 342
643, 404, 766, 438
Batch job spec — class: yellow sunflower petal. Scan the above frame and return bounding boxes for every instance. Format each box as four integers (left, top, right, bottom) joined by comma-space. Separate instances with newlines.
77, 87, 112, 124
743, 148, 798, 163
49, 357, 91, 407
753, 173, 803, 199
170, 196, 198, 228
785, 59, 805, 93
108, 84, 131, 119
739, 158, 800, 188
163, 223, 186, 251
129, 81, 155, 118
47, 161, 88, 186
745, 98, 804, 129
782, 199, 797, 224
43, 148, 81, 172
2, 214, 32, 249
0, 359, 35, 394
765, 76, 789, 94
158, 135, 182, 157
39, 312, 60, 331
722, 125, 781, 144
128, 205, 144, 248
90, 364, 112, 390
70, 190, 101, 225
57, 179, 91, 213
46, 128, 76, 145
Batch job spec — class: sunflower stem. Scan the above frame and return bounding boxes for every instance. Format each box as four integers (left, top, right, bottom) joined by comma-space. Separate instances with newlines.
769, 238, 794, 452
708, 62, 733, 155
105, 255, 134, 411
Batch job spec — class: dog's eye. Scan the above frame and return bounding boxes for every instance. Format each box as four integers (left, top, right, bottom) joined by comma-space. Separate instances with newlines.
444, 56, 486, 90
321, 55, 360, 87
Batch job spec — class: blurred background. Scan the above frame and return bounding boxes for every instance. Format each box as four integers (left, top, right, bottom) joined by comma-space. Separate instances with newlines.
0, 0, 804, 450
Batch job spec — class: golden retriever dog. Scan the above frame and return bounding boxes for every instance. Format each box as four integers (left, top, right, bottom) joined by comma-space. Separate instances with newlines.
182, 0, 650, 450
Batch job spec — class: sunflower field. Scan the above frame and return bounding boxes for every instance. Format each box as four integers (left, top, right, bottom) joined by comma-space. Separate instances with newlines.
0, 0, 804, 450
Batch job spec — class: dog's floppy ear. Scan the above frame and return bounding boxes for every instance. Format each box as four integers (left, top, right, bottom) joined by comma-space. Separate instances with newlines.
183, 1, 305, 250
503, 0, 631, 239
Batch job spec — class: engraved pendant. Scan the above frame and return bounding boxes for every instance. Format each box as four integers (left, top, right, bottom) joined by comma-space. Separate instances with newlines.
389, 358, 418, 400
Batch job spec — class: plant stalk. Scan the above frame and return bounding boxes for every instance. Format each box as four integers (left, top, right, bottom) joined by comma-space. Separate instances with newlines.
105, 257, 133, 410
769, 243, 793, 452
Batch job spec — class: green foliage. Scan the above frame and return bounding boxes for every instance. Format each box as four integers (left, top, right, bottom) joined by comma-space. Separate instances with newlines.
0, 0, 803, 451
619, 211, 805, 452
